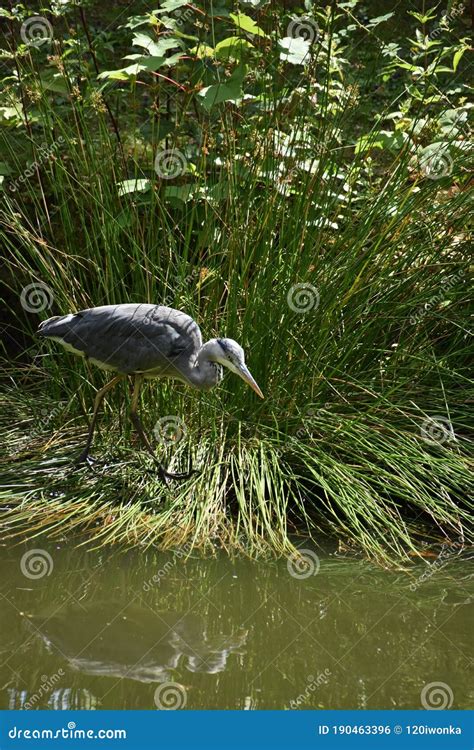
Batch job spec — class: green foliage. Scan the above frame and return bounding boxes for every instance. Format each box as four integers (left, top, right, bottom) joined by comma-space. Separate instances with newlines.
198, 62, 246, 109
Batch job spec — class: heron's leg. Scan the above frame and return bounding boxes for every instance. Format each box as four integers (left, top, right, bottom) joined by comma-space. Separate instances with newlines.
129, 375, 196, 481
76, 374, 124, 464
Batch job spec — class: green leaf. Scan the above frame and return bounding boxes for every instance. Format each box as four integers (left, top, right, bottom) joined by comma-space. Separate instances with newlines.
99, 47, 183, 80
367, 12, 394, 26
124, 54, 167, 70
154, 0, 189, 13
124, 52, 182, 70
191, 43, 215, 59
434, 65, 456, 73
278, 37, 311, 65
117, 179, 151, 196
355, 130, 407, 154
132, 32, 181, 57
452, 47, 467, 72
229, 13, 268, 37
198, 63, 246, 110
378, 130, 408, 151
164, 184, 194, 203
160, 52, 183, 68
39, 71, 69, 95
0, 105, 23, 124
407, 10, 437, 23
123, 13, 159, 30
355, 135, 384, 154
98, 64, 144, 80
215, 36, 254, 61
437, 109, 468, 136
114, 208, 133, 228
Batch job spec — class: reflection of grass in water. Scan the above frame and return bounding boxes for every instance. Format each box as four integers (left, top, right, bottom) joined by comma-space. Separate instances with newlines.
1, 544, 472, 709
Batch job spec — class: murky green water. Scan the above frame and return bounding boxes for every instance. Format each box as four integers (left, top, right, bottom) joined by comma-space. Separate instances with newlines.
0, 544, 472, 710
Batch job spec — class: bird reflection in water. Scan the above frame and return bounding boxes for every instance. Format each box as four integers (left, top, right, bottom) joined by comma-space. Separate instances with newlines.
27, 603, 248, 683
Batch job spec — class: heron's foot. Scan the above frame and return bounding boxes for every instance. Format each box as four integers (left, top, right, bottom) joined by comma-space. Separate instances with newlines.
152, 453, 200, 482
143, 444, 199, 482
75, 450, 93, 466
142, 462, 197, 481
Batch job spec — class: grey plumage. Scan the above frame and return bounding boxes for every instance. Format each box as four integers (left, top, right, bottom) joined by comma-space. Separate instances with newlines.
38, 303, 263, 478
38, 304, 203, 381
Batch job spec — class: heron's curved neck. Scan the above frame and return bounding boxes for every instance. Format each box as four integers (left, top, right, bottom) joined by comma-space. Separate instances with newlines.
187, 340, 223, 390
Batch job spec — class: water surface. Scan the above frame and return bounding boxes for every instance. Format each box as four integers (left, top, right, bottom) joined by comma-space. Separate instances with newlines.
0, 544, 471, 710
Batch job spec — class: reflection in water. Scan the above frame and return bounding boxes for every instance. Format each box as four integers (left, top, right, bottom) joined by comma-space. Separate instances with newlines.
8, 687, 98, 711
29, 604, 247, 682
0, 545, 472, 709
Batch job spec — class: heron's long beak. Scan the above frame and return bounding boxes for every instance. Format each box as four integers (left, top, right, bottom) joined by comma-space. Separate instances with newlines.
237, 364, 264, 399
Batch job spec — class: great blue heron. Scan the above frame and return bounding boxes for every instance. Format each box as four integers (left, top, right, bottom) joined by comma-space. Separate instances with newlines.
38, 304, 263, 479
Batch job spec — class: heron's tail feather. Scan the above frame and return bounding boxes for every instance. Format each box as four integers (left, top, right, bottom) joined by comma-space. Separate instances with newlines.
37, 315, 72, 337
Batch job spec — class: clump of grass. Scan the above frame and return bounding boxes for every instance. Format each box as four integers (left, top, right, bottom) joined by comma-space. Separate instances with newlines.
1, 373, 472, 565
0, 1, 472, 563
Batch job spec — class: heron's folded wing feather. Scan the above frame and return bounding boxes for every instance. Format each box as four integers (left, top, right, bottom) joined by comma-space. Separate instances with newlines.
40, 304, 202, 374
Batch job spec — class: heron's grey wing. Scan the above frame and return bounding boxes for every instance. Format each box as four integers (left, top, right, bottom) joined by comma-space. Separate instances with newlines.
38, 304, 202, 374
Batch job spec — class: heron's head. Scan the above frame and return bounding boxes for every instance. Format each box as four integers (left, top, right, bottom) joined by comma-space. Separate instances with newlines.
210, 338, 264, 399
